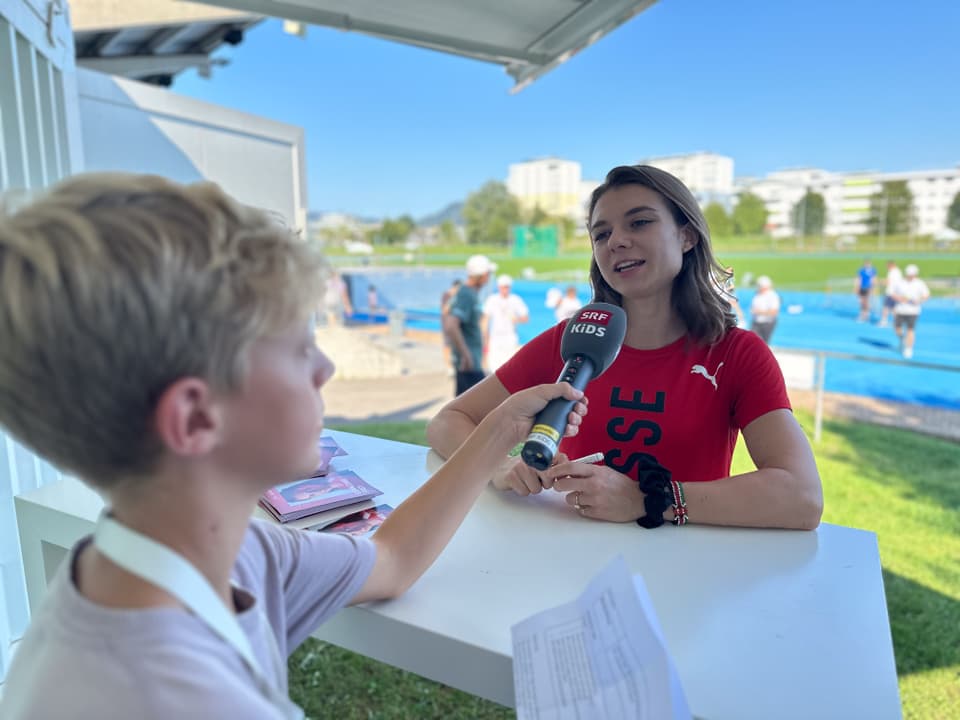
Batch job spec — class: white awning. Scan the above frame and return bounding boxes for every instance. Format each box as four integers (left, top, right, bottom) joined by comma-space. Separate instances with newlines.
199, 0, 659, 91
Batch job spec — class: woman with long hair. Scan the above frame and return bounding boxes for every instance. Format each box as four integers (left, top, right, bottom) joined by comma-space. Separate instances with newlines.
427, 165, 822, 530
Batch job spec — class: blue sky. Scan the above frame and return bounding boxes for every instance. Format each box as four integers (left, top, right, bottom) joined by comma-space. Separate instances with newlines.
174, 0, 960, 219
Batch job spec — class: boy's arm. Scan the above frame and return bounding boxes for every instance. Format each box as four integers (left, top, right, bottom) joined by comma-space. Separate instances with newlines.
351, 382, 585, 603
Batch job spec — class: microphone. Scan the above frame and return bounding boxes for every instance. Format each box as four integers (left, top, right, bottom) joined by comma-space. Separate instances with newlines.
520, 302, 627, 471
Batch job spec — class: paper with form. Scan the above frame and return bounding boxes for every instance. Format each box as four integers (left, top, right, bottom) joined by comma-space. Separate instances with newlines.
511, 555, 691, 720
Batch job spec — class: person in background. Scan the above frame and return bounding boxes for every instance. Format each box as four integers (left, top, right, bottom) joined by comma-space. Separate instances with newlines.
440, 278, 462, 372
855, 258, 877, 323
554, 285, 583, 322
323, 269, 353, 326
749, 275, 781, 344
891, 263, 930, 359
445, 254, 496, 395
428, 164, 821, 532
878, 260, 902, 328
367, 284, 379, 314
482, 274, 529, 371
0, 173, 588, 719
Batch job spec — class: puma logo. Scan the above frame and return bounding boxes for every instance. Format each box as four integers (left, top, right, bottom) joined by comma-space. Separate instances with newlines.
690, 362, 724, 390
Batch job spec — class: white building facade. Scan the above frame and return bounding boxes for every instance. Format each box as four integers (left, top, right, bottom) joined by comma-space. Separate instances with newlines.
738, 165, 960, 238
507, 157, 583, 220
642, 152, 735, 207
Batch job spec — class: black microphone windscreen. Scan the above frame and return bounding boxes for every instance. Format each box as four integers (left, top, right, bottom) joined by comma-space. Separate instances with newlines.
559, 302, 627, 377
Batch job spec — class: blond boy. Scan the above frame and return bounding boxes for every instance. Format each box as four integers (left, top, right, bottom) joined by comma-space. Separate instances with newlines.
0, 174, 585, 719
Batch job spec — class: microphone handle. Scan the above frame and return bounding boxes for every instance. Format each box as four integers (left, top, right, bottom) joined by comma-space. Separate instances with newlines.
520, 355, 595, 472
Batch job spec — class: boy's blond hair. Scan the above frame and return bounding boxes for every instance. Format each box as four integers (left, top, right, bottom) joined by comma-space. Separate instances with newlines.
0, 173, 325, 489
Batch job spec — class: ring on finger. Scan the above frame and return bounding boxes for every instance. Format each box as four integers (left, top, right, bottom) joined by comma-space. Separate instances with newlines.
574, 490, 582, 511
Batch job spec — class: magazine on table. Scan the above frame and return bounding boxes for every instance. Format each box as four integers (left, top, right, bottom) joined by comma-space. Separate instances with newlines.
313, 435, 348, 476
260, 469, 382, 523
319, 504, 395, 537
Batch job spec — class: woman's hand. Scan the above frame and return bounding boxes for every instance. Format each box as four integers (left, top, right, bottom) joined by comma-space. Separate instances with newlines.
492, 452, 571, 496
543, 460, 645, 523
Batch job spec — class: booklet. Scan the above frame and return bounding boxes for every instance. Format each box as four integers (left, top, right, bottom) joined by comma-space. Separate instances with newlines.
511, 555, 692, 720
260, 470, 382, 523
313, 435, 348, 476
319, 504, 394, 537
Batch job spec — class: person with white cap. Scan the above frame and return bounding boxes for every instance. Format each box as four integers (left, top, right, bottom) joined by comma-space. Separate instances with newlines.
749, 275, 781, 344
890, 264, 929, 359
444, 254, 496, 394
482, 274, 529, 371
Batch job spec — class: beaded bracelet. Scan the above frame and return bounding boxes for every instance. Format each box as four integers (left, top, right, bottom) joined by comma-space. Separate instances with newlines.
670, 480, 688, 526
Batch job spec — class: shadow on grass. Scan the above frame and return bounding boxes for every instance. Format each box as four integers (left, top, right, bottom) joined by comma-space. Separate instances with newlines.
819, 416, 960, 511
289, 639, 512, 720
884, 569, 960, 676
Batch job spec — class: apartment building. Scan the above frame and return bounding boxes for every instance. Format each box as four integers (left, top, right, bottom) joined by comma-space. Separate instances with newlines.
738, 165, 960, 237
642, 152, 735, 207
507, 157, 583, 220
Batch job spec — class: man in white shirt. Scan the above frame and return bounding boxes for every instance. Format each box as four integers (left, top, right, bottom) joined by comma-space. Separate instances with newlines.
483, 274, 529, 370
879, 260, 903, 328
749, 275, 781, 345
891, 264, 930, 359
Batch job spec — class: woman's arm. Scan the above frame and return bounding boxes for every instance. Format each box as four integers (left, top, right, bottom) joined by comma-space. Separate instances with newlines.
680, 409, 823, 530
547, 409, 822, 530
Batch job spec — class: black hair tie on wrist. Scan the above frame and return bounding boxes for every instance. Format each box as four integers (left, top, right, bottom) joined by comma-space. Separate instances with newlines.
636, 460, 672, 529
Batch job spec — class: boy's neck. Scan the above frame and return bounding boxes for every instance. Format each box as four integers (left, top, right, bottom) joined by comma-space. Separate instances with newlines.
76, 474, 259, 611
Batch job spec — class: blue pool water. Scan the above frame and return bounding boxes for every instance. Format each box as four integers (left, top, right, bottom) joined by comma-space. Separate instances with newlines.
346, 271, 960, 410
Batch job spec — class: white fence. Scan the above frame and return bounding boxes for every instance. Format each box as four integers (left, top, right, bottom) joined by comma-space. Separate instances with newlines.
1, 0, 81, 680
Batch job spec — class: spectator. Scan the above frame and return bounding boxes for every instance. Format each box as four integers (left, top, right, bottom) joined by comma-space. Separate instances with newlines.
749, 275, 781, 344
891, 264, 930, 359
554, 285, 583, 322
483, 274, 529, 371
444, 255, 496, 395
440, 279, 462, 372
367, 284, 379, 313
878, 260, 902, 328
855, 258, 877, 323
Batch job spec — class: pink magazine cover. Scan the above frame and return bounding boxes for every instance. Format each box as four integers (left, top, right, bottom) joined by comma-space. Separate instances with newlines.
319, 504, 394, 538
312, 436, 348, 476
261, 470, 382, 523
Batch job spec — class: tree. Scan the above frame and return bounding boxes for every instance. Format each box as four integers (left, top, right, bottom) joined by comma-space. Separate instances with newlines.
947, 191, 960, 232
462, 181, 521, 245
791, 191, 826, 236
732, 192, 768, 235
703, 202, 733, 238
378, 215, 416, 245
868, 181, 913, 236
437, 219, 460, 245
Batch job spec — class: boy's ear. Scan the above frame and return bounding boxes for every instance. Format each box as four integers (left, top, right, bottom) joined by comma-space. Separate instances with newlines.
153, 378, 223, 457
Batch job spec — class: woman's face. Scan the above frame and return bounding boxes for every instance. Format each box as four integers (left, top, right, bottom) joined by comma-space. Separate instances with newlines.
589, 185, 696, 302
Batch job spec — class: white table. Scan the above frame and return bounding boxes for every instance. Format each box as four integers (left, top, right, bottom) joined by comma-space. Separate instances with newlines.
15, 430, 902, 720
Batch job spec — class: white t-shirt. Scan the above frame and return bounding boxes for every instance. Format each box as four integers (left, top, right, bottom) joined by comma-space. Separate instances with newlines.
554, 295, 582, 322
750, 290, 781, 323
884, 267, 903, 296
892, 277, 929, 316
483, 293, 529, 341
0, 520, 376, 719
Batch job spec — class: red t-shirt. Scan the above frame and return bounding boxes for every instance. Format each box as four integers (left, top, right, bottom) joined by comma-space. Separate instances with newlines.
496, 326, 790, 484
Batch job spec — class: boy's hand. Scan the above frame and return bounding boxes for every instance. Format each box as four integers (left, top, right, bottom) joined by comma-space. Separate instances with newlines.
488, 382, 587, 452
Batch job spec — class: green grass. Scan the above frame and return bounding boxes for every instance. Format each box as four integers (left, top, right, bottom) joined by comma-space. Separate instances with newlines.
327, 244, 960, 295
292, 415, 960, 719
